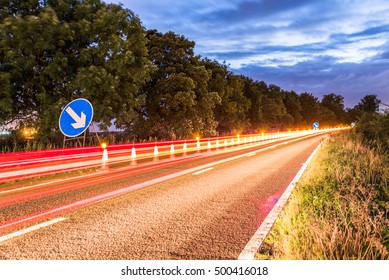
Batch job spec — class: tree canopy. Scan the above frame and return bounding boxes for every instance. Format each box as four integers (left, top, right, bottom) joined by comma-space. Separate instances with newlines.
0, 0, 383, 145
0, 0, 152, 140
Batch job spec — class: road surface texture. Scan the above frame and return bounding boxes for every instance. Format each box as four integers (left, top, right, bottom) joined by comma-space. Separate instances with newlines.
0, 134, 326, 259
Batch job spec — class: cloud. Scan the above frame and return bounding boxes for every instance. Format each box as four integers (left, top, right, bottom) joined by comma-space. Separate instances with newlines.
198, 0, 317, 24
350, 24, 389, 38
107, 0, 389, 108
234, 57, 389, 108
380, 51, 389, 59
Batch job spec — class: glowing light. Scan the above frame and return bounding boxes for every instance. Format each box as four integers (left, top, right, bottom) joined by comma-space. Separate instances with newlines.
0, 128, 346, 183
131, 147, 136, 159
130, 147, 137, 166
102, 149, 108, 159
101, 143, 107, 149
154, 146, 158, 156
22, 128, 36, 138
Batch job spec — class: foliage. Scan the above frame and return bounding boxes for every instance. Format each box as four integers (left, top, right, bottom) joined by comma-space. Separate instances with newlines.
282, 90, 302, 128
0, 0, 385, 147
0, 0, 152, 141
298, 92, 320, 127
321, 93, 346, 124
354, 111, 389, 150
133, 30, 220, 139
258, 133, 389, 260
355, 95, 381, 114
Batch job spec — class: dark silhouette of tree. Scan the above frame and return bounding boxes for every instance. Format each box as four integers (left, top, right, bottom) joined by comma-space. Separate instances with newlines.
321, 93, 346, 124
355, 95, 381, 113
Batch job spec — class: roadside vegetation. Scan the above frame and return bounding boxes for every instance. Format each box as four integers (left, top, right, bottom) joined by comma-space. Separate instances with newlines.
257, 112, 389, 260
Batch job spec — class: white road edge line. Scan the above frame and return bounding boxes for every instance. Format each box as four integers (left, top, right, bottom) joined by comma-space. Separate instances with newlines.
192, 167, 213, 175
238, 139, 325, 260
0, 217, 66, 243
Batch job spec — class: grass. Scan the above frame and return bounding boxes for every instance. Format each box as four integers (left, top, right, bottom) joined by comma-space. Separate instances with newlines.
256, 131, 389, 260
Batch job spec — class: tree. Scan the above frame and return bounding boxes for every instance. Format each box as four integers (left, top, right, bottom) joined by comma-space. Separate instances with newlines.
214, 74, 250, 134
0, 0, 43, 19
0, 0, 152, 140
345, 107, 363, 123
321, 93, 346, 124
282, 90, 302, 128
242, 77, 264, 132
259, 84, 287, 130
356, 94, 381, 113
317, 105, 337, 127
298, 92, 320, 127
135, 30, 220, 139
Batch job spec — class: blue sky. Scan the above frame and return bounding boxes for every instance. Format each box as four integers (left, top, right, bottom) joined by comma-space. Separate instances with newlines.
107, 0, 389, 109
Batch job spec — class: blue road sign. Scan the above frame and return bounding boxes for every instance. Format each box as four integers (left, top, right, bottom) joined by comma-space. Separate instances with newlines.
313, 122, 320, 129
59, 98, 93, 137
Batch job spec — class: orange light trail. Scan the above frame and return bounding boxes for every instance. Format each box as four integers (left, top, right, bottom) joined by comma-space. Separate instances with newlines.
0, 128, 350, 234
0, 128, 349, 183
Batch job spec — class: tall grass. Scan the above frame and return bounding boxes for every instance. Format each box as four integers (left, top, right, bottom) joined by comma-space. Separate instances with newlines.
258, 132, 389, 260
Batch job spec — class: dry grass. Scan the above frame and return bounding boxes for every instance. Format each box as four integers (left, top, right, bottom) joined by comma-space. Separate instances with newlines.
257, 132, 389, 260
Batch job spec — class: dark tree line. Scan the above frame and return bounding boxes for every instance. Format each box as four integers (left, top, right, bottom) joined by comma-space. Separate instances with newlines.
0, 0, 383, 145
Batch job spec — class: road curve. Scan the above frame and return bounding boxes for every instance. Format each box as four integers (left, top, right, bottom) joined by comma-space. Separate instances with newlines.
0, 134, 326, 260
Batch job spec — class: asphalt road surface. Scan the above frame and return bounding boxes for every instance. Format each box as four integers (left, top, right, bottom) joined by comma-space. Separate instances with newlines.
0, 133, 326, 260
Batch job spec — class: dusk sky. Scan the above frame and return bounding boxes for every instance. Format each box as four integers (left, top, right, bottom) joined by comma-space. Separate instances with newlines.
108, 0, 389, 109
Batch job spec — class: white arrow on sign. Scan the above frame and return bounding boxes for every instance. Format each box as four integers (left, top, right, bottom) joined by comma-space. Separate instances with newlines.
65, 106, 86, 129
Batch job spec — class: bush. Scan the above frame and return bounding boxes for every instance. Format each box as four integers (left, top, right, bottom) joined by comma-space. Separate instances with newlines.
355, 112, 389, 150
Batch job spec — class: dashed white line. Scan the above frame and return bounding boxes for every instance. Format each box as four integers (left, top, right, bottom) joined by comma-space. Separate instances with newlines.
0, 218, 66, 243
192, 167, 214, 175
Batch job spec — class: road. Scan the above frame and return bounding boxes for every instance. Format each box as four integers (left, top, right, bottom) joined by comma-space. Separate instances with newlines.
0, 133, 327, 259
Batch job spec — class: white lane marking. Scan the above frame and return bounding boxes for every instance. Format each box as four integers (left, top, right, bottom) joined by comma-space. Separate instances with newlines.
246, 152, 256, 157
0, 218, 66, 243
192, 167, 213, 175
238, 139, 325, 260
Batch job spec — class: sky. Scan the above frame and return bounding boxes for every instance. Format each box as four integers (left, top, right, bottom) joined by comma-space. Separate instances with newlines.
107, 0, 389, 109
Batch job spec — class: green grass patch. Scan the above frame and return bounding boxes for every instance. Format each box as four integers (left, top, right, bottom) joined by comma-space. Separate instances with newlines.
257, 132, 389, 260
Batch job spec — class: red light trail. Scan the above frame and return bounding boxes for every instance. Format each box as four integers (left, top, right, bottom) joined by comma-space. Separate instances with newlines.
0, 128, 348, 235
